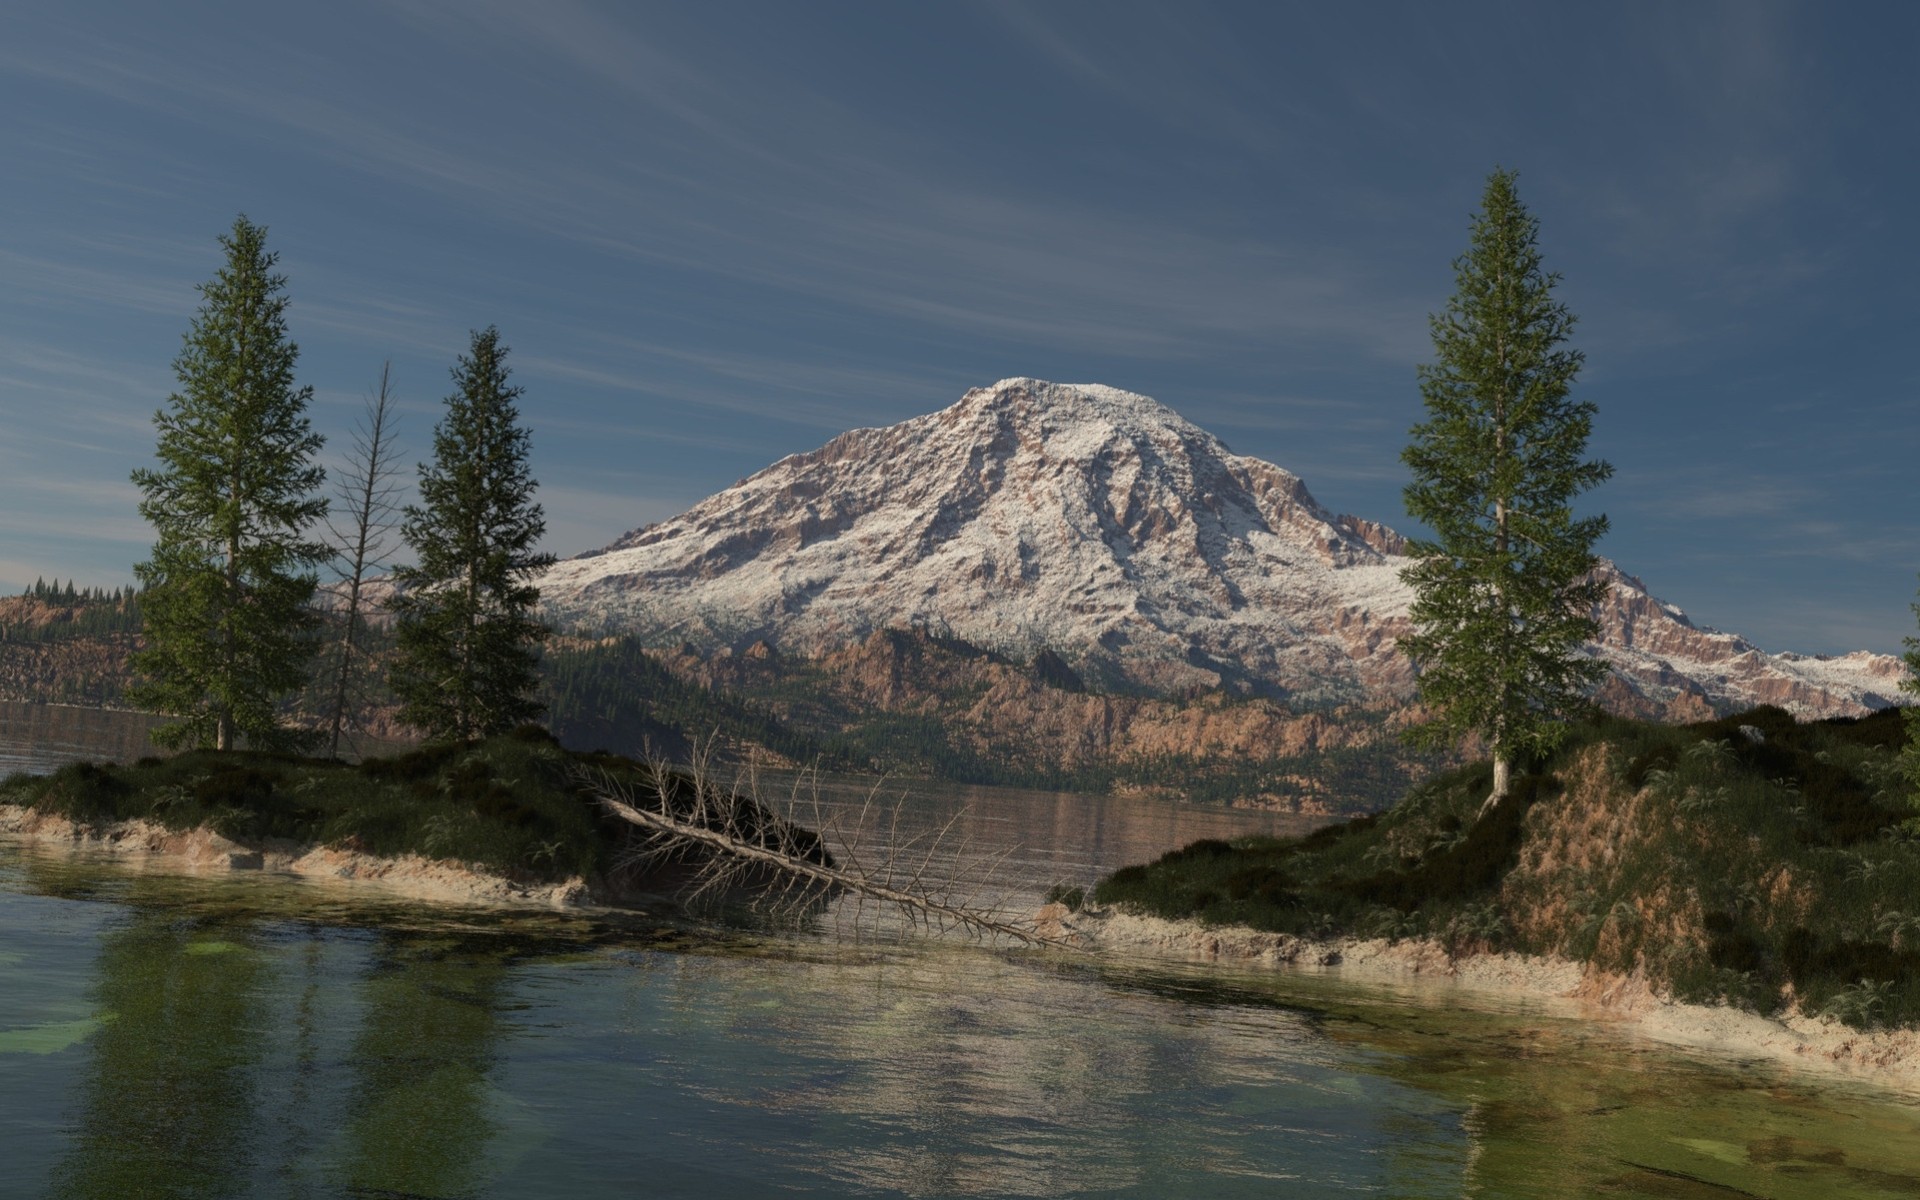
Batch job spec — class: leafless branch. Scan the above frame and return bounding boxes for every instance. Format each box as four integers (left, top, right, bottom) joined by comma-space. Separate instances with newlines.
324, 362, 404, 759
580, 745, 1075, 950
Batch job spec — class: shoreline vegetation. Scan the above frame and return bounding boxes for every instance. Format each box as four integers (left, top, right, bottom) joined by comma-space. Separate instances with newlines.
0, 727, 811, 912
11, 700, 1920, 1087
1060, 703, 1920, 1080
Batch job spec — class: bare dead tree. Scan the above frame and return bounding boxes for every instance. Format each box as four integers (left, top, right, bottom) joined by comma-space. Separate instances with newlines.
581, 747, 1077, 949
324, 362, 403, 759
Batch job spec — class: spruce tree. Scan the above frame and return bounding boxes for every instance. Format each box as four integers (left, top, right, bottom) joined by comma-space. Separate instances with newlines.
389, 328, 554, 742
1400, 169, 1613, 809
130, 215, 329, 752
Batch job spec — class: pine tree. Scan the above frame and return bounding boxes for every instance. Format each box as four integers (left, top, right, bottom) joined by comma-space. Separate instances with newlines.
1400, 169, 1613, 809
388, 328, 554, 742
130, 215, 329, 752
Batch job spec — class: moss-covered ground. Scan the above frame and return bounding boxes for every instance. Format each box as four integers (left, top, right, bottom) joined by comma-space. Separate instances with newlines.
0, 727, 762, 887
1092, 705, 1920, 1029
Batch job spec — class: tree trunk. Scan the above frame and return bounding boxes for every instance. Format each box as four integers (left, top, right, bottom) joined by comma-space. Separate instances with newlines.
326, 363, 396, 759
220, 516, 239, 753
326, 583, 362, 759
1483, 339, 1511, 817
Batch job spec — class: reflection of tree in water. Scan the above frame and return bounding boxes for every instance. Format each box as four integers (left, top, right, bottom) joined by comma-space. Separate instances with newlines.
339, 935, 510, 1200
646, 950, 1345, 1198
37, 871, 525, 1200
49, 912, 268, 1200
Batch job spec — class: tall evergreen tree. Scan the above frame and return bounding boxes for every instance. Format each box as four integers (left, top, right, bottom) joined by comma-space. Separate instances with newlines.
1400, 169, 1613, 809
130, 215, 328, 752
388, 328, 554, 742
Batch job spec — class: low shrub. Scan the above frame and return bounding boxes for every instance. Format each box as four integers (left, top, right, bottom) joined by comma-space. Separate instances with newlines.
7, 733, 650, 883
1044, 884, 1086, 912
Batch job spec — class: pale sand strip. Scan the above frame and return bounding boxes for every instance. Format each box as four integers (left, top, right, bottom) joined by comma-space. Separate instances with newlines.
1036, 903, 1920, 1091
0, 803, 595, 910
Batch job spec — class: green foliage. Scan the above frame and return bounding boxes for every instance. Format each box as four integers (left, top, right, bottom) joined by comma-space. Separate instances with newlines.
1043, 883, 1086, 911
1337, 772, 1558, 910
2, 734, 678, 882
0, 591, 141, 645
1094, 833, 1331, 934
1400, 169, 1613, 783
539, 633, 1425, 807
128, 215, 329, 753
540, 635, 864, 768
1093, 705, 1920, 1028
389, 328, 555, 743
1, 586, 142, 644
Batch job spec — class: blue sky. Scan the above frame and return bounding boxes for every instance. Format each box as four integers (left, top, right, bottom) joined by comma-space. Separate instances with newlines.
1, 1, 1914, 656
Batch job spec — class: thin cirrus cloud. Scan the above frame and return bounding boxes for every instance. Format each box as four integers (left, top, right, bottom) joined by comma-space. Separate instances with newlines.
0, 248, 195, 320
518, 345, 948, 433
0, 3, 1914, 656
8, 6, 1415, 364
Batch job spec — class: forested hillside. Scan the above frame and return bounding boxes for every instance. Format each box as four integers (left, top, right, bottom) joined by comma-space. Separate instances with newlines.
1, 587, 1424, 810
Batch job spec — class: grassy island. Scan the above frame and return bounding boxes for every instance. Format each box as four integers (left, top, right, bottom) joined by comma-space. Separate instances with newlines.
1089, 705, 1920, 1029
0, 728, 789, 893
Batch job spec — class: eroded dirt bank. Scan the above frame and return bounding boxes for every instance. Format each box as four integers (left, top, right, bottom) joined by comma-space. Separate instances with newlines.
0, 803, 602, 909
1036, 903, 1920, 1091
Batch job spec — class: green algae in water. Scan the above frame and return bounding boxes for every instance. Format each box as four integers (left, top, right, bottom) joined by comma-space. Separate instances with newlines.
7, 848, 1920, 1196
182, 939, 243, 956
0, 1013, 113, 1056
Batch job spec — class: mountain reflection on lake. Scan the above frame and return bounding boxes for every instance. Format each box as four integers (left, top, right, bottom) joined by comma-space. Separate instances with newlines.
4, 706, 1920, 1198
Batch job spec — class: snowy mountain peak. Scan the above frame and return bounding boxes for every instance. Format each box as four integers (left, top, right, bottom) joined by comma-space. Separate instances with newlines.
965, 377, 1214, 438
543, 380, 1902, 717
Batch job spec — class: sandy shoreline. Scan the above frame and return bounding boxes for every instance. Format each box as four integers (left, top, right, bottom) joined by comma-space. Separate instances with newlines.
9, 799, 1917, 1089
0, 802, 604, 910
1035, 902, 1920, 1091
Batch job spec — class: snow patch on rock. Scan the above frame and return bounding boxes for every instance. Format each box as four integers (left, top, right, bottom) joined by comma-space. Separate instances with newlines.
540, 378, 1901, 717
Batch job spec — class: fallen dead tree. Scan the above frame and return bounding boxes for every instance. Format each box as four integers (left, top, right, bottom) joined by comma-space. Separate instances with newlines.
579, 751, 1077, 950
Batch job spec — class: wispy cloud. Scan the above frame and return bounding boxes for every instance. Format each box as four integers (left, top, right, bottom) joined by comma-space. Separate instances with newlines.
537, 481, 687, 555
0, 3, 1912, 655
1624, 475, 1821, 522
3, 4, 1429, 364
0, 248, 196, 318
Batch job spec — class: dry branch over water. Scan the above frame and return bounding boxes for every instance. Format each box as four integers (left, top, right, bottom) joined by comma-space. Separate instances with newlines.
584, 752, 1079, 949
0, 727, 1080, 948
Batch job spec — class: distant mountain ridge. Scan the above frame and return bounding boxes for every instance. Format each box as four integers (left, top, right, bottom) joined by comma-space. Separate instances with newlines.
540, 378, 1903, 719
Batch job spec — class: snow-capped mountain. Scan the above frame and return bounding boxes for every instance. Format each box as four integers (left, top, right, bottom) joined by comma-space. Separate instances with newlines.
541, 378, 1904, 718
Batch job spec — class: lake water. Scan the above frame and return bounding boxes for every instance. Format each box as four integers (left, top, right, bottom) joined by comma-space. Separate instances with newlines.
4, 704, 1920, 1198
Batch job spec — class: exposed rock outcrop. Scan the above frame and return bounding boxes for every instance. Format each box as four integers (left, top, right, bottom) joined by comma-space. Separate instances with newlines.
541, 378, 1900, 721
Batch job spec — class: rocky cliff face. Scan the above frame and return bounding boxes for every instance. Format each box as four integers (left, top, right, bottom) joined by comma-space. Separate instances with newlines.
541, 378, 1902, 720
0, 595, 138, 707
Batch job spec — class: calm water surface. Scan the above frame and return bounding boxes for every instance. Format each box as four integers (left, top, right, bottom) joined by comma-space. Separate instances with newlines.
3, 705, 1920, 1199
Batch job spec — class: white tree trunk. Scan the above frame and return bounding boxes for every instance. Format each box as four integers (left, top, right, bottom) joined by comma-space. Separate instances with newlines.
1481, 753, 1511, 816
